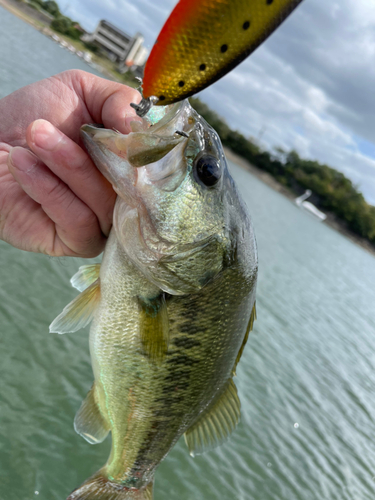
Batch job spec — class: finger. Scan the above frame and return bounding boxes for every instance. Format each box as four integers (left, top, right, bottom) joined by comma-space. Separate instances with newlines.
0, 143, 12, 153
8, 147, 106, 257
67, 71, 143, 133
27, 119, 116, 237
0, 143, 11, 162
0, 152, 9, 168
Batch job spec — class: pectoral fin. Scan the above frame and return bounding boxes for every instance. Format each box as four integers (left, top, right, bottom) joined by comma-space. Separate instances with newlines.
74, 383, 110, 444
71, 263, 101, 292
184, 378, 241, 457
139, 293, 169, 365
49, 279, 100, 334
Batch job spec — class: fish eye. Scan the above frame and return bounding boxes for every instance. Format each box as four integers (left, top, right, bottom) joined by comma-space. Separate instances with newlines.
194, 154, 222, 187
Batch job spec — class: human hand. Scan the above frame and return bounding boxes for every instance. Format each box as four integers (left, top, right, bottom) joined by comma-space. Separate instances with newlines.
0, 70, 141, 257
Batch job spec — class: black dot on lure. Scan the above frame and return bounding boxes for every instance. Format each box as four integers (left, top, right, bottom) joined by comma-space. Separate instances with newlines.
266, 0, 274, 5
178, 81, 185, 87
194, 155, 222, 187
199, 64, 206, 71
243, 21, 250, 30
159, 95, 166, 101
221, 44, 228, 53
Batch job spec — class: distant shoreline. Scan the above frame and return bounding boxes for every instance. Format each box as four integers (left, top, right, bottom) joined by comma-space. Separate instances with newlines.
2, 0, 374, 258
0, 0, 132, 84
0, 0, 45, 29
225, 147, 375, 257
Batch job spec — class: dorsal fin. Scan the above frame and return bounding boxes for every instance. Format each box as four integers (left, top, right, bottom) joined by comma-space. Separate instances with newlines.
49, 279, 100, 334
184, 378, 241, 457
71, 263, 101, 292
232, 302, 257, 376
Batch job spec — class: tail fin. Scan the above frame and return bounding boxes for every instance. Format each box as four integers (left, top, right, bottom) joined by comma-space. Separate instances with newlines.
67, 470, 153, 500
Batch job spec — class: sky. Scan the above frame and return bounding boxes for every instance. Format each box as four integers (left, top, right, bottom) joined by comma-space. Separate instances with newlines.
60, 0, 375, 204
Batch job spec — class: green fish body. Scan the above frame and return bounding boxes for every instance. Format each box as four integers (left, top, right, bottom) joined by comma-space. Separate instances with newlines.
51, 100, 257, 500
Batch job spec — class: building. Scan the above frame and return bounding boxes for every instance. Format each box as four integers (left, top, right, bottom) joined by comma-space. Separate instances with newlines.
82, 20, 148, 72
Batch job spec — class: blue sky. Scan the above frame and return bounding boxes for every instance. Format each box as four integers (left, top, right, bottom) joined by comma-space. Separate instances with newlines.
60, 0, 375, 204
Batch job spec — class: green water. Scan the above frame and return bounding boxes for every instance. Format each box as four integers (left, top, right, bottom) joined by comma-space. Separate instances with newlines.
1, 7, 375, 500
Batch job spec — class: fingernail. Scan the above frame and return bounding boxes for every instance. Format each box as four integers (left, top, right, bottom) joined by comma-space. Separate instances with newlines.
8, 147, 39, 173
31, 119, 63, 151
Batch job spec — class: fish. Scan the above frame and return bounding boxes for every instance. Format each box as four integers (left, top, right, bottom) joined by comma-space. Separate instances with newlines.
142, 0, 303, 105
50, 99, 258, 500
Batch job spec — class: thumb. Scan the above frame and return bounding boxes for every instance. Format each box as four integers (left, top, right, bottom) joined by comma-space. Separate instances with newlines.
66, 70, 143, 134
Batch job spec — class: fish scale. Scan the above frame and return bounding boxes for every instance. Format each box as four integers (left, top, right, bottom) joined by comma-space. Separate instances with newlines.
100, 261, 252, 481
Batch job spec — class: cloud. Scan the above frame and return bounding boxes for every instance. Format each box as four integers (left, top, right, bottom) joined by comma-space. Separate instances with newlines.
61, 0, 174, 46
62, 0, 375, 204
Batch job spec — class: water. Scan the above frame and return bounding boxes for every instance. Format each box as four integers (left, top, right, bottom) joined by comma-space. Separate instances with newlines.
1, 7, 375, 500
0, 5, 102, 99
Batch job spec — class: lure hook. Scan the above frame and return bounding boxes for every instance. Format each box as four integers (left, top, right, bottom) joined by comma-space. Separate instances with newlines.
130, 96, 159, 117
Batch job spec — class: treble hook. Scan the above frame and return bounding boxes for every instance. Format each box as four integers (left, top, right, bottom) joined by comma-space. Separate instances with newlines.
130, 96, 159, 117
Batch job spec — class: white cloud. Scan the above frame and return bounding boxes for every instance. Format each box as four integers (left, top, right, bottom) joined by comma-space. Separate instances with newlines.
306, 87, 328, 114
61, 0, 375, 204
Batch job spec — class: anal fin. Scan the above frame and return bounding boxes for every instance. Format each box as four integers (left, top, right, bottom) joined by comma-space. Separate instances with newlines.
74, 384, 110, 445
49, 279, 100, 334
184, 378, 241, 457
139, 293, 169, 365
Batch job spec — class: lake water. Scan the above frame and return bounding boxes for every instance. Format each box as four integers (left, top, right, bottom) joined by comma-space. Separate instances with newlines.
1, 7, 375, 500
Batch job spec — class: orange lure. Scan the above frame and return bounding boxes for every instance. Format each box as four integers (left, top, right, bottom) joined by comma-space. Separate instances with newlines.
142, 0, 303, 106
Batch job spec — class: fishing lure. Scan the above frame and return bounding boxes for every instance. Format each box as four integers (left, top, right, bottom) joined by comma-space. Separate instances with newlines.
133, 0, 303, 115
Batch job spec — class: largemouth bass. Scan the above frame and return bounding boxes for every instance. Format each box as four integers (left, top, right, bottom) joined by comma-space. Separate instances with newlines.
50, 100, 258, 500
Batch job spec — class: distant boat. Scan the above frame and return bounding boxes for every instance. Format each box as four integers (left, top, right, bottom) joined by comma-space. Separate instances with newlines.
295, 190, 327, 221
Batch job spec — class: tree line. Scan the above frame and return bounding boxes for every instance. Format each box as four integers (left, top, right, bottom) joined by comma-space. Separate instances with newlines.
29, 0, 83, 39
190, 97, 375, 246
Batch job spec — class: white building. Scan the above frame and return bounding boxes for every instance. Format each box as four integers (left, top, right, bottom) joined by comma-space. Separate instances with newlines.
82, 20, 147, 72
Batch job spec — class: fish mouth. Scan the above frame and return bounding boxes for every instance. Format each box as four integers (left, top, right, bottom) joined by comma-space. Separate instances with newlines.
80, 100, 195, 204
81, 124, 185, 169
80, 100, 195, 186
80, 97, 204, 198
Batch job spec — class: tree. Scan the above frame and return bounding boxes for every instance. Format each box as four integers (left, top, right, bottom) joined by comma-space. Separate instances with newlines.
65, 26, 82, 40
50, 16, 72, 34
43, 0, 60, 16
